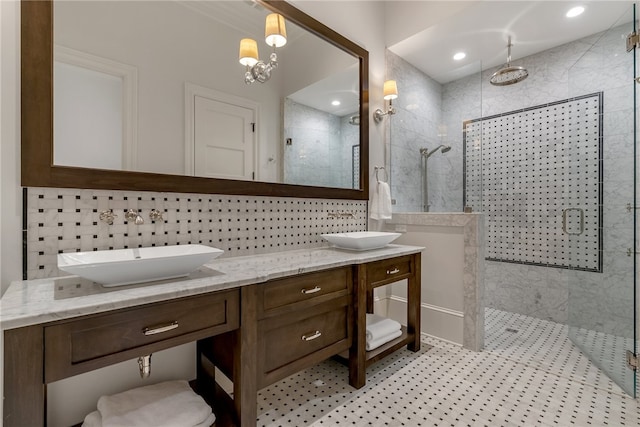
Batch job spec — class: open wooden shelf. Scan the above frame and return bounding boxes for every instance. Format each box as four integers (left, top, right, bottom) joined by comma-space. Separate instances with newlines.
336, 325, 412, 366
69, 379, 234, 427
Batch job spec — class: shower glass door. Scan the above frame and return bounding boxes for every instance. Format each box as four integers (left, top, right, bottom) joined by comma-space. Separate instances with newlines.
566, 3, 637, 396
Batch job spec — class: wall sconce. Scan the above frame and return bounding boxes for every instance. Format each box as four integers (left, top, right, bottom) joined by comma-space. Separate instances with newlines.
239, 13, 287, 84
373, 80, 398, 122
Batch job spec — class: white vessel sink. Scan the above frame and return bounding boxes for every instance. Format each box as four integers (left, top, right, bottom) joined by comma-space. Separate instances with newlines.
57, 244, 224, 287
321, 231, 401, 251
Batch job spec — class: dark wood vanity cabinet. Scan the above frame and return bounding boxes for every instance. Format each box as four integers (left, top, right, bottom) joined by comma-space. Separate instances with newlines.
3, 289, 241, 427
3, 252, 421, 427
44, 290, 239, 383
201, 267, 352, 390
255, 267, 352, 388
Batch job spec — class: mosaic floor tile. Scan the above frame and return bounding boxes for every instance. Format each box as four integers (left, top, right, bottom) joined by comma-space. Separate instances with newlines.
254, 309, 640, 427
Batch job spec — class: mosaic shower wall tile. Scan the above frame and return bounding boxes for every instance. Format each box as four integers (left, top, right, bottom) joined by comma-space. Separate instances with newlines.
464, 93, 602, 272
26, 187, 367, 280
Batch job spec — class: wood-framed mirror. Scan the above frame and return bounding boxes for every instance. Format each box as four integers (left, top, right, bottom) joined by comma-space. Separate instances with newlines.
21, 0, 369, 199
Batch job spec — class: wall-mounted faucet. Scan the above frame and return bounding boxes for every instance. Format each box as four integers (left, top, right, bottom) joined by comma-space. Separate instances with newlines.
125, 209, 144, 225
99, 209, 117, 225
149, 209, 164, 222
328, 210, 357, 219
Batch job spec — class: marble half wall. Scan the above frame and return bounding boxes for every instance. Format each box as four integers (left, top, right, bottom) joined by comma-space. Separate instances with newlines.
383, 212, 484, 351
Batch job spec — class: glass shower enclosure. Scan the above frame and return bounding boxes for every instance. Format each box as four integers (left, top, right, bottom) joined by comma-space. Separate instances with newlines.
566, 3, 637, 396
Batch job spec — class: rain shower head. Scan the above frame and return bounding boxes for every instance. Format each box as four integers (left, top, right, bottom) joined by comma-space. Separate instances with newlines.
420, 144, 451, 159
348, 115, 360, 126
490, 36, 528, 86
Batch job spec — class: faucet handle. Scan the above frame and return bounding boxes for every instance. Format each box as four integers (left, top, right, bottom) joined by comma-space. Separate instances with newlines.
99, 209, 117, 225
125, 209, 144, 225
149, 209, 164, 222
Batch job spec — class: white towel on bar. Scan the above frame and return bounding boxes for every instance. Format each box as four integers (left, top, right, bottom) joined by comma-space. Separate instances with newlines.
366, 313, 401, 342
370, 181, 392, 220
366, 328, 403, 351
85, 380, 214, 427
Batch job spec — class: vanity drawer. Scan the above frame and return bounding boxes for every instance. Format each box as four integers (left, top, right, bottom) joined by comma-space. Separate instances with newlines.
258, 296, 350, 387
367, 255, 413, 287
260, 267, 350, 316
44, 289, 239, 382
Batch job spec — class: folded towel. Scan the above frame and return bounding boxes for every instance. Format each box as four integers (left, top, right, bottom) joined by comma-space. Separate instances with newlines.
195, 412, 216, 427
366, 313, 401, 342
366, 328, 403, 351
82, 410, 216, 427
82, 410, 102, 427
370, 181, 392, 220
96, 380, 214, 427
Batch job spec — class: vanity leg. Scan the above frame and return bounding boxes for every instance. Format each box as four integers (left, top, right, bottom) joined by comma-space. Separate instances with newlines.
407, 253, 421, 352
3, 326, 45, 427
349, 264, 367, 389
235, 285, 258, 427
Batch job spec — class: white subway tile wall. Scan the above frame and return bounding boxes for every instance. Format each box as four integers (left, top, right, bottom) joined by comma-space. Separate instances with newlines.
26, 187, 367, 280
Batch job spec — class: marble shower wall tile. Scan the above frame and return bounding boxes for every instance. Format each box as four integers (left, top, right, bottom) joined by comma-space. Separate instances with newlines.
26, 187, 367, 280
388, 22, 635, 331
386, 50, 444, 212
283, 98, 357, 189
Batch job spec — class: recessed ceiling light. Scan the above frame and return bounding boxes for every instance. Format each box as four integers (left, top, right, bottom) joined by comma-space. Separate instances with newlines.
566, 6, 584, 18
453, 52, 466, 61
331, 100, 341, 106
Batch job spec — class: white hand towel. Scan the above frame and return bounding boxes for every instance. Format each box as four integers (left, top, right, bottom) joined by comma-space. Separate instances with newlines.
370, 181, 392, 220
96, 380, 214, 427
366, 313, 401, 342
366, 328, 403, 351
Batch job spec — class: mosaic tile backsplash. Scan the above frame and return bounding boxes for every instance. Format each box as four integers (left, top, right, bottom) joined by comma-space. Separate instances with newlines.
26, 187, 367, 280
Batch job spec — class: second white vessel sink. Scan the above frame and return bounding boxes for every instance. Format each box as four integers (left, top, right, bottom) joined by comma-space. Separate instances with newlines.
57, 244, 224, 287
321, 231, 401, 251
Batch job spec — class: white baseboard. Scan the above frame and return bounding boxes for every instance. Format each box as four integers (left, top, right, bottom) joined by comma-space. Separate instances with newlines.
380, 296, 464, 346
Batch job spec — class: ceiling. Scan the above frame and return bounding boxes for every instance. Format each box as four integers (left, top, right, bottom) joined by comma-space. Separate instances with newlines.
387, 1, 635, 83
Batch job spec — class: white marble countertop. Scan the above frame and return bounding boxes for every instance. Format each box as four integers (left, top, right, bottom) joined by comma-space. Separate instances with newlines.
0, 245, 423, 330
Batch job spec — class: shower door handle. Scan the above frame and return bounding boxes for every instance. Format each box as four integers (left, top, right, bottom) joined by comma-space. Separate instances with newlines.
562, 208, 584, 235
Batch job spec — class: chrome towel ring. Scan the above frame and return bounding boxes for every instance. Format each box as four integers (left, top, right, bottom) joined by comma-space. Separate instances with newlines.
374, 166, 388, 183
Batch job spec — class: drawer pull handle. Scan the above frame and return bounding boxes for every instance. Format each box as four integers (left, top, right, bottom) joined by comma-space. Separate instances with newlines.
301, 330, 322, 341
387, 267, 400, 275
143, 321, 179, 336
301, 286, 322, 295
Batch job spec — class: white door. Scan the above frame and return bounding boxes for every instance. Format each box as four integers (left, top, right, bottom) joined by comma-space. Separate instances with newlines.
193, 95, 255, 180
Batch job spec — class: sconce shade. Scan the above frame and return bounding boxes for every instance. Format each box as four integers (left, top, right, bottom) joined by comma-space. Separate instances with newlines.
265, 13, 287, 48
383, 80, 398, 100
239, 38, 259, 66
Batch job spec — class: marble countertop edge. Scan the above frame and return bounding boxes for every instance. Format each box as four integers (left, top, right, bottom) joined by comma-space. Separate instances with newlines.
1, 245, 424, 330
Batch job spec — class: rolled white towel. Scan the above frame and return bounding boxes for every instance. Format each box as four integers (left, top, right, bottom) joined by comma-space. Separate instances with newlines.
96, 380, 214, 427
366, 328, 403, 351
195, 412, 216, 427
366, 313, 401, 342
82, 410, 102, 427
82, 408, 216, 427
